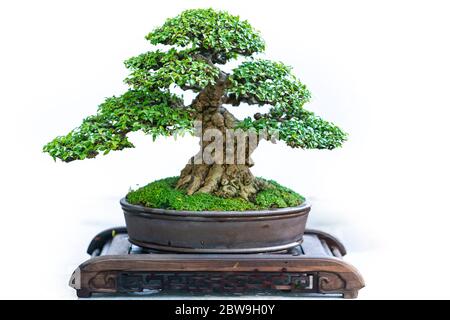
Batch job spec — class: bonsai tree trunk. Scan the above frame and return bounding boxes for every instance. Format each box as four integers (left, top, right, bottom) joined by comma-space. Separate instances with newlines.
176, 75, 263, 200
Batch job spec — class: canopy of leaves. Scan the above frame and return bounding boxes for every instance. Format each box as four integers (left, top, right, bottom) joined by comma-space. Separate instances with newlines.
228, 59, 346, 149
43, 90, 193, 162
238, 108, 347, 149
146, 8, 265, 64
227, 59, 311, 111
124, 48, 219, 91
43, 8, 347, 163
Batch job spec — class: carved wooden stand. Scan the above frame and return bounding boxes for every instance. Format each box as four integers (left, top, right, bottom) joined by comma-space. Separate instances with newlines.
70, 228, 364, 299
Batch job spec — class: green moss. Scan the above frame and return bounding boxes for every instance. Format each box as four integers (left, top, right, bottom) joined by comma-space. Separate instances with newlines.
126, 177, 304, 211
255, 179, 305, 208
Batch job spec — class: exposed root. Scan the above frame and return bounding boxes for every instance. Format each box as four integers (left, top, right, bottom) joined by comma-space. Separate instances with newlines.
197, 164, 224, 194
176, 162, 263, 200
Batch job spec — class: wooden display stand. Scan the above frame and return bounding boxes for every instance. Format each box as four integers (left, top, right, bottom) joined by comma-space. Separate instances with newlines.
70, 228, 364, 299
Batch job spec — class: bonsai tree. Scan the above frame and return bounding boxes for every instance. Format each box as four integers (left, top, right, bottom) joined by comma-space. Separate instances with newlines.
44, 8, 346, 206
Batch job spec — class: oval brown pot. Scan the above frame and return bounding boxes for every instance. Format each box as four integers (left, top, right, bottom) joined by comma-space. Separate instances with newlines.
121, 198, 311, 253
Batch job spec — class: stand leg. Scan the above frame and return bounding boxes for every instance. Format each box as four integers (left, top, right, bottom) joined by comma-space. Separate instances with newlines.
343, 290, 358, 299
77, 289, 92, 298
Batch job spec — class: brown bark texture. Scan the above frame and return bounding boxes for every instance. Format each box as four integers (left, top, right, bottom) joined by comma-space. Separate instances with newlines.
176, 74, 264, 200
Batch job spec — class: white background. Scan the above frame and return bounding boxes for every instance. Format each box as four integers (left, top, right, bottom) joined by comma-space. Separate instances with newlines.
1, 0, 449, 299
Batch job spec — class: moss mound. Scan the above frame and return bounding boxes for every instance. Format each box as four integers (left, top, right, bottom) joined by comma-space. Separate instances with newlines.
126, 177, 304, 211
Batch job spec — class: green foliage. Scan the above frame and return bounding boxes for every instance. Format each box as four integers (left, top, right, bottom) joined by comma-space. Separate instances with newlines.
227, 59, 311, 109
43, 8, 347, 166
126, 177, 304, 211
238, 109, 347, 149
124, 49, 219, 91
146, 8, 265, 64
229, 59, 346, 149
43, 90, 194, 162
277, 110, 347, 149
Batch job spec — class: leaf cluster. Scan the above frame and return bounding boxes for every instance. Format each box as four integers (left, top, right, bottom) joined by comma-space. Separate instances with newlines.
146, 9, 265, 64
227, 59, 311, 112
238, 108, 347, 149
124, 49, 219, 91
43, 90, 193, 162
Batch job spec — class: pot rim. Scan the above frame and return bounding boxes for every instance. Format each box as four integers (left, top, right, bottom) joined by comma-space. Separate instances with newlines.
120, 197, 311, 218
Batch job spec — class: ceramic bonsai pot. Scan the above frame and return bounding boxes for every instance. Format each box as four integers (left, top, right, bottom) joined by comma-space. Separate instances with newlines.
121, 198, 311, 253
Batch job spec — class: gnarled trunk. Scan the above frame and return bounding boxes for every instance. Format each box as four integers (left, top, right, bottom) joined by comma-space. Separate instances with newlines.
176, 75, 263, 200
